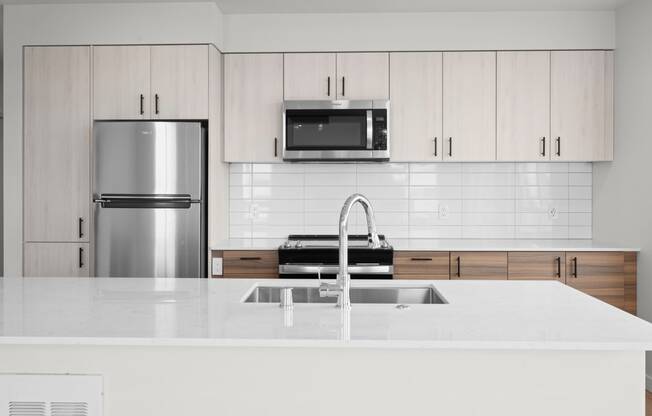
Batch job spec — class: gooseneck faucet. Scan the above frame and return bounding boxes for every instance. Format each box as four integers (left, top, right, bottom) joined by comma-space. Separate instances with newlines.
320, 194, 381, 309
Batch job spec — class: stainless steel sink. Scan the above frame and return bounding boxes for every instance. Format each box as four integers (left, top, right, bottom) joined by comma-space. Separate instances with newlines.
243, 285, 446, 305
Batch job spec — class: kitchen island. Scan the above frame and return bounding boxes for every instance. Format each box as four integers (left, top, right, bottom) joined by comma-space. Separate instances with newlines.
1, 277, 652, 415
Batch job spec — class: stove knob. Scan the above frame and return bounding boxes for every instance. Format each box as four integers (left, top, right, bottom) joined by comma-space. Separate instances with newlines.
295, 241, 302, 249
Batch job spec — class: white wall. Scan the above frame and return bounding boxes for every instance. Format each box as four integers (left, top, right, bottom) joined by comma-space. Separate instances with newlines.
594, 0, 652, 381
223, 11, 615, 52
2, 2, 223, 276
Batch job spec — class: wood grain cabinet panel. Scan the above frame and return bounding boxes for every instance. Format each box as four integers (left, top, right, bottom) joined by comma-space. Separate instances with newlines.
508, 252, 565, 281
224, 53, 284, 162
443, 52, 496, 161
93, 45, 151, 119
497, 51, 551, 161
450, 252, 507, 280
551, 50, 614, 161
565, 252, 625, 309
24, 243, 90, 277
394, 252, 449, 280
389, 52, 443, 162
284, 53, 337, 100
150, 45, 209, 119
223, 251, 279, 278
624, 252, 637, 315
24, 46, 91, 243
336, 53, 389, 100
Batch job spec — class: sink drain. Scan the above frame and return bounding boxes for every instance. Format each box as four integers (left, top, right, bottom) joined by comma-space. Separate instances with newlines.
396, 304, 410, 310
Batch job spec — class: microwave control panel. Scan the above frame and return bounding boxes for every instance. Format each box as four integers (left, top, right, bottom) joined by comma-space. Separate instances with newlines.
372, 109, 388, 150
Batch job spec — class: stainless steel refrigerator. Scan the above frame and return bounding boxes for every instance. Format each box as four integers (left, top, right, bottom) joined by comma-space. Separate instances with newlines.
93, 121, 206, 278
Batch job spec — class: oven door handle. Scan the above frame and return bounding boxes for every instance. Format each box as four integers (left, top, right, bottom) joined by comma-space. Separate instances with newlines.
279, 264, 393, 275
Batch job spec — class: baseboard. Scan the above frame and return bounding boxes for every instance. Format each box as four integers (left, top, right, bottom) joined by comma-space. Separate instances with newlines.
646, 374, 652, 391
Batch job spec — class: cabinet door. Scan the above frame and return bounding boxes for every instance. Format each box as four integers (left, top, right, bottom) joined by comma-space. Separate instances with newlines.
443, 52, 496, 161
551, 51, 614, 161
336, 53, 389, 99
223, 251, 279, 278
566, 252, 624, 309
497, 51, 551, 161
390, 52, 443, 162
24, 46, 90, 243
224, 54, 283, 162
24, 243, 90, 277
508, 252, 565, 281
394, 252, 449, 280
450, 252, 507, 280
150, 45, 209, 119
284, 53, 337, 100
93, 45, 150, 119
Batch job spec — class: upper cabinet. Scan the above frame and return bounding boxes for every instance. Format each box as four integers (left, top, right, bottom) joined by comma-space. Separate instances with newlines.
24, 46, 91, 243
551, 50, 614, 161
93, 45, 150, 120
497, 51, 551, 161
390, 52, 443, 161
224, 54, 284, 162
93, 44, 209, 120
283, 52, 389, 100
150, 45, 209, 119
336, 53, 389, 100
443, 52, 496, 161
284, 53, 337, 100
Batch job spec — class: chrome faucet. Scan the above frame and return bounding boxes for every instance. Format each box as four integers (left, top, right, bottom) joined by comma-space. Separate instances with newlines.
320, 194, 381, 309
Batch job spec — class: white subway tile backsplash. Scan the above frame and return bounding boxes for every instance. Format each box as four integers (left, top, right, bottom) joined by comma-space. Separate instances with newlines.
229, 162, 593, 241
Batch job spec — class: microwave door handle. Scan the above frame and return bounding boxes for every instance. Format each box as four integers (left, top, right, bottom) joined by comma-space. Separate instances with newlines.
366, 110, 373, 150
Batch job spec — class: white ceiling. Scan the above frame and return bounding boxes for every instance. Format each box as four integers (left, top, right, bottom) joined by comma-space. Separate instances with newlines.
0, 0, 631, 13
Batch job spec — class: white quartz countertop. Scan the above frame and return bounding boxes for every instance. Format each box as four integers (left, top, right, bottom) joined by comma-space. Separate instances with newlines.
2, 277, 652, 350
212, 239, 640, 252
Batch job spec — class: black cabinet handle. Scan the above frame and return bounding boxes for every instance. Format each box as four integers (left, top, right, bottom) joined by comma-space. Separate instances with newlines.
555, 256, 561, 278
433, 138, 438, 157
541, 137, 546, 157
327, 76, 331, 97
571, 257, 578, 278
341, 76, 345, 97
155, 94, 160, 115
274, 137, 278, 157
139, 94, 144, 115
448, 138, 453, 157
410, 257, 433, 262
78, 217, 84, 239
456, 256, 461, 277
556, 137, 561, 157
240, 257, 262, 261
79, 247, 84, 269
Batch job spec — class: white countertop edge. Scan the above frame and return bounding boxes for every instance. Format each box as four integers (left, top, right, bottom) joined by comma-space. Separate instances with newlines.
210, 239, 641, 252
2, 337, 650, 351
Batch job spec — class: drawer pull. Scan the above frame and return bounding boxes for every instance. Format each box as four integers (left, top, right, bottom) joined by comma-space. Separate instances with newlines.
456, 256, 461, 277
571, 257, 578, 278
410, 257, 433, 262
556, 256, 562, 278
239, 257, 262, 261
79, 247, 84, 269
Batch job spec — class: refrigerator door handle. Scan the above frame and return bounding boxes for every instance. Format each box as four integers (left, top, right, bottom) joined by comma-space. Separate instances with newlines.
94, 194, 194, 209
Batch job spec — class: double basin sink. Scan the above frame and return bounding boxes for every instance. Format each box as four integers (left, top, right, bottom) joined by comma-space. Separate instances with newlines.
244, 285, 447, 305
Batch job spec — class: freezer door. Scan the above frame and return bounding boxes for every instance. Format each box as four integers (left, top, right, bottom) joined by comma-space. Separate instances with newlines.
94, 202, 202, 278
94, 121, 203, 199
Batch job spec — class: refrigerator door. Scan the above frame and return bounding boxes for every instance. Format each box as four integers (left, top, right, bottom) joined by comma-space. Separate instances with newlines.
94, 121, 203, 199
94, 201, 202, 278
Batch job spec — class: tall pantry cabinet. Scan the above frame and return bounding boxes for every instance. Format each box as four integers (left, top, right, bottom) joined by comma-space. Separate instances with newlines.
23, 46, 91, 277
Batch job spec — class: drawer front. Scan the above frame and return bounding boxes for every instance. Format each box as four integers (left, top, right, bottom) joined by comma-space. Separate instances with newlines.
566, 252, 624, 309
394, 252, 450, 279
450, 252, 508, 280
223, 250, 278, 278
508, 252, 565, 281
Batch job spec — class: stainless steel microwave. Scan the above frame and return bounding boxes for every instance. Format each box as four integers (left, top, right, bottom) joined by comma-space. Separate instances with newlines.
282, 100, 389, 161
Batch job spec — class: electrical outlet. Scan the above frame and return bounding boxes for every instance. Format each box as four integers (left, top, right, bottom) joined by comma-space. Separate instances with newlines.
548, 207, 559, 219
438, 204, 450, 219
212, 257, 223, 276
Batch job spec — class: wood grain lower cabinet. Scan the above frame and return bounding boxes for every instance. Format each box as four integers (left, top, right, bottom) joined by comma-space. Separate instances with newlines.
565, 252, 625, 309
24, 243, 90, 277
508, 252, 565, 281
451, 252, 507, 280
394, 252, 449, 280
223, 251, 279, 278
624, 252, 637, 315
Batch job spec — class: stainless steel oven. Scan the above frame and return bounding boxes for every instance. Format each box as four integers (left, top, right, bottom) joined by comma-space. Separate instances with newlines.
282, 100, 389, 161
